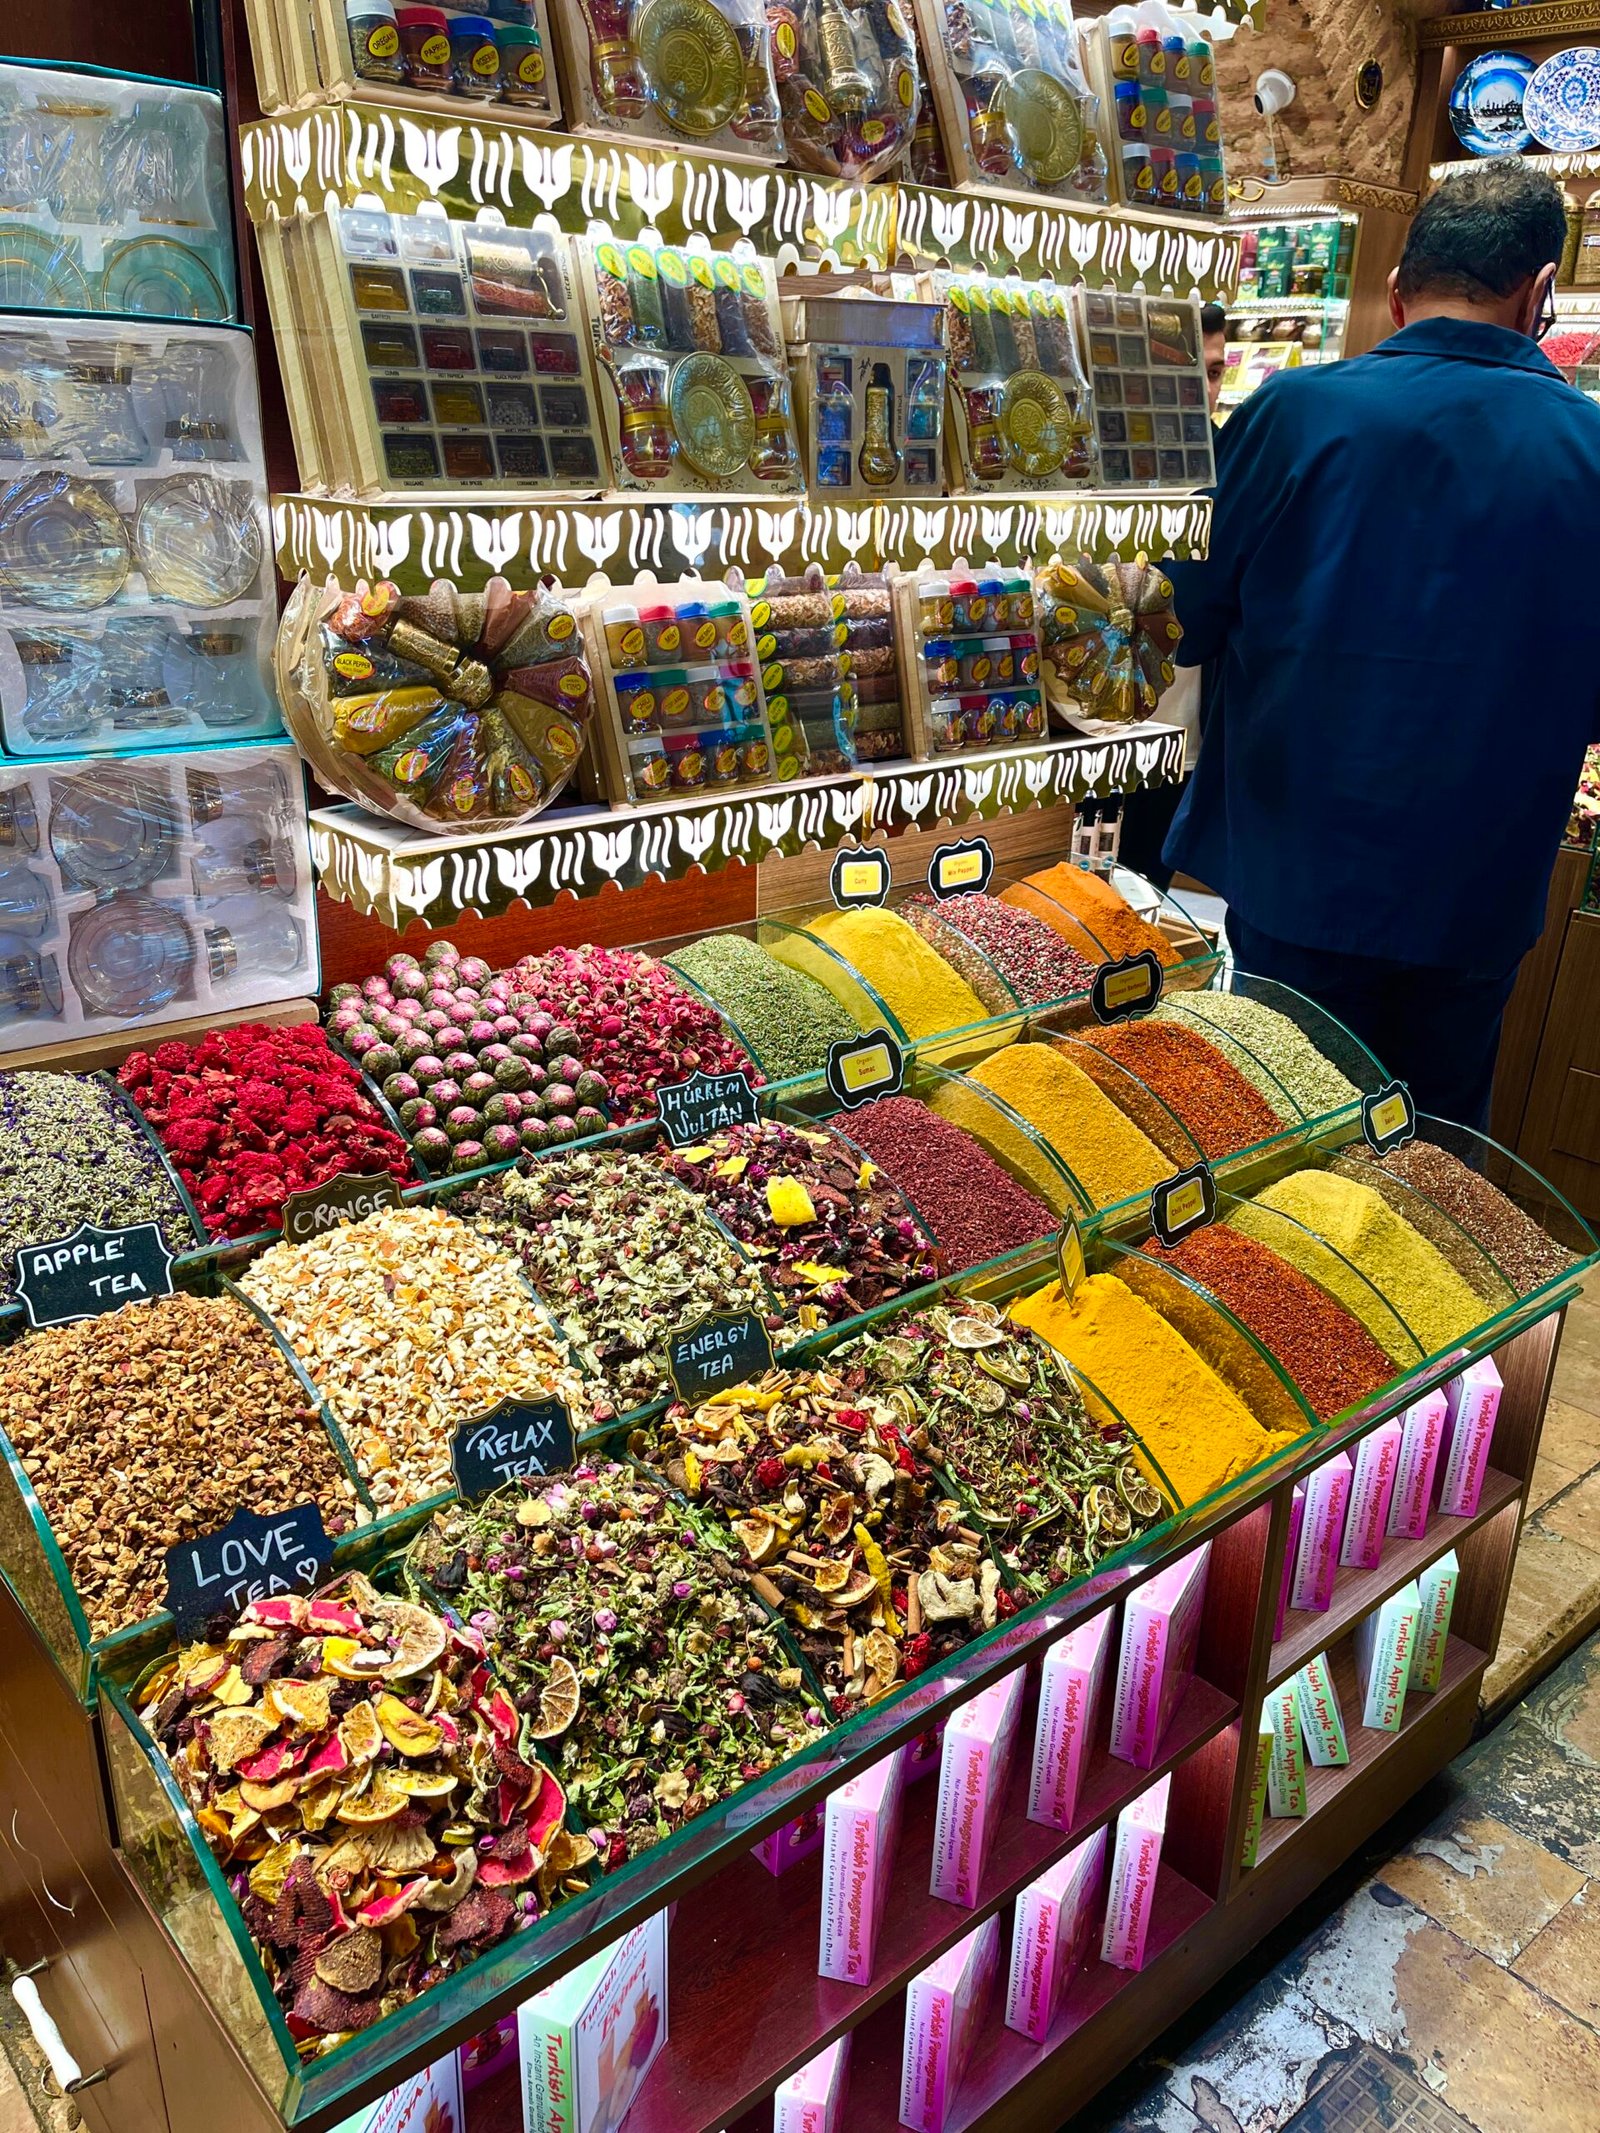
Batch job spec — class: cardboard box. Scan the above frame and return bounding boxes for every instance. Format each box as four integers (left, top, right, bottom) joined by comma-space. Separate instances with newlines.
1340, 1420, 1402, 1572
517, 1909, 668, 2133
1354, 1583, 1421, 1732
1440, 1358, 1502, 1517
773, 2036, 850, 2133
931, 1666, 1026, 1907
333, 2051, 463, 2133
755, 1806, 825, 1877
1028, 1609, 1114, 1832
1276, 1485, 1306, 1642
899, 1915, 1002, 2132
1265, 1679, 1306, 1818
1100, 1774, 1171, 1972
1109, 1543, 1211, 1769
1239, 1710, 1274, 1871
819, 1746, 906, 1984
1295, 1651, 1349, 1769
1389, 1391, 1448, 1541
1005, 1827, 1107, 2041
1291, 1452, 1353, 1614
1411, 1552, 1459, 1694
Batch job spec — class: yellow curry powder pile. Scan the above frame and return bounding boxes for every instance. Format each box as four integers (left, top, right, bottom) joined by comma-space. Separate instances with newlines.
930, 1042, 1170, 1214
799, 908, 990, 1041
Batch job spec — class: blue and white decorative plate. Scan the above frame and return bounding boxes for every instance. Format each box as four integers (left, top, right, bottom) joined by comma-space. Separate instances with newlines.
1449, 50, 1535, 155
1524, 47, 1600, 153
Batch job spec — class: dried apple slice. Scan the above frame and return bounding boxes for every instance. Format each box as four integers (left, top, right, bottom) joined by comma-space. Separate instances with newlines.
374, 1694, 444, 1757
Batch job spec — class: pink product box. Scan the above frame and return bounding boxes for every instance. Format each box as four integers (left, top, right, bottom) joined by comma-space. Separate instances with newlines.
931, 1666, 1026, 1907
1100, 1773, 1171, 1973
1290, 1451, 1353, 1615
1340, 1420, 1402, 1572
1109, 1543, 1211, 1770
1388, 1391, 1448, 1541
819, 1746, 906, 1985
1004, 1826, 1107, 2043
1440, 1357, 1503, 1517
774, 2037, 851, 2133
1028, 1608, 1115, 1833
334, 2051, 463, 2133
899, 1914, 1002, 2133
1276, 1486, 1306, 1642
755, 1803, 826, 1876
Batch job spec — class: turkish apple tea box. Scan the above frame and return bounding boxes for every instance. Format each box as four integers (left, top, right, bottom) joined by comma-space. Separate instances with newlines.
517, 1907, 668, 2133
1295, 1651, 1349, 1769
1354, 1582, 1421, 1732
1411, 1551, 1459, 1694
1265, 1679, 1305, 1819
333, 2050, 463, 2133
1239, 1710, 1274, 1870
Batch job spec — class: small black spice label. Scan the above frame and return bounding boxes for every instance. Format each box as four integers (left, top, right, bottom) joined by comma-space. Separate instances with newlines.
656, 1068, 760, 1147
1149, 1162, 1217, 1249
667, 1310, 775, 1404
825, 1027, 905, 1111
1090, 951, 1164, 1025
451, 1398, 577, 1501
1362, 1080, 1417, 1158
928, 837, 995, 900
830, 843, 892, 909
15, 1220, 175, 1329
165, 1504, 333, 1639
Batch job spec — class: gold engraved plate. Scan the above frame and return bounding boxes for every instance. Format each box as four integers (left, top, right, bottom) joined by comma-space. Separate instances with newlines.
634, 0, 746, 135
997, 67, 1083, 184
668, 353, 756, 478
1000, 369, 1072, 477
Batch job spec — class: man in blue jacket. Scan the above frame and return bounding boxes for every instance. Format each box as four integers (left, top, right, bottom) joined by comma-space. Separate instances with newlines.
1165, 162, 1600, 1130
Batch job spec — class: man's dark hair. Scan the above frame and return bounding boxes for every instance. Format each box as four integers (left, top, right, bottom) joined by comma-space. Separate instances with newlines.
1397, 161, 1567, 304
1200, 301, 1227, 337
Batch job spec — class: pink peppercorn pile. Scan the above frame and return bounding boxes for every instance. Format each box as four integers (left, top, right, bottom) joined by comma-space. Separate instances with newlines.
902, 892, 1097, 1008
828, 1095, 1055, 1272
506, 943, 761, 1125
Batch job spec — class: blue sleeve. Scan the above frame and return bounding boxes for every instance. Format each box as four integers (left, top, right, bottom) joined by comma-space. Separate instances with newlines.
1165, 388, 1281, 670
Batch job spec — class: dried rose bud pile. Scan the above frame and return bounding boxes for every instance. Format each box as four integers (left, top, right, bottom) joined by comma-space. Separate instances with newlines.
504, 943, 759, 1126
638, 1368, 1004, 1711
138, 1573, 591, 2050
120, 1024, 412, 1241
452, 1152, 774, 1415
407, 1467, 816, 1870
328, 940, 609, 1176
902, 892, 1098, 1009
240, 1205, 598, 1509
657, 1120, 936, 1324
836, 1301, 1166, 1595
0, 1293, 360, 1640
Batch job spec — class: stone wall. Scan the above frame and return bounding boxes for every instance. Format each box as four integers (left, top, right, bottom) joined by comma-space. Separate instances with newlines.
1216, 0, 1421, 188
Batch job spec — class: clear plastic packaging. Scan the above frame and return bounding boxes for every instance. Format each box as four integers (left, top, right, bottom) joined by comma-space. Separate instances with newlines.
783, 289, 946, 499
0, 739, 316, 1049
894, 563, 1047, 758
553, 0, 786, 156
744, 561, 907, 772
931, 269, 1095, 494
911, 0, 1108, 200
0, 60, 236, 321
1036, 556, 1183, 729
1074, 288, 1216, 491
766, 0, 922, 180
1084, 3, 1226, 218
278, 572, 596, 833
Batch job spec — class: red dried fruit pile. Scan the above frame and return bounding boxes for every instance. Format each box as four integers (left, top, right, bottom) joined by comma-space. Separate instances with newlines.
138, 1574, 593, 2050
1142, 1225, 1394, 1422
506, 943, 760, 1126
119, 1023, 413, 1240
828, 1096, 1054, 1272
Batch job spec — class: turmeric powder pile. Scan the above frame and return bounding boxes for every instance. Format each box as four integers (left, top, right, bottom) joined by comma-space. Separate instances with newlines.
795, 907, 990, 1041
930, 1042, 1170, 1215
1001, 863, 1181, 967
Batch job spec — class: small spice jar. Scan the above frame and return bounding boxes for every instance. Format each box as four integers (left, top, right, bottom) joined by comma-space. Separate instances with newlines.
495, 24, 550, 106
397, 5, 452, 85
346, 0, 405, 84
449, 14, 501, 95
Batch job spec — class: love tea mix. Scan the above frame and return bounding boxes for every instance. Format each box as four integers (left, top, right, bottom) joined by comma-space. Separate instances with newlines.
138, 1573, 593, 2052
656, 1120, 937, 1324
406, 1467, 817, 1870
835, 1302, 1167, 1594
638, 1368, 1004, 1711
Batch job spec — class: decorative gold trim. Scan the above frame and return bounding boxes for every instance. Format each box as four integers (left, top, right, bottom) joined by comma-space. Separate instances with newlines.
1332, 177, 1418, 214
1419, 0, 1600, 47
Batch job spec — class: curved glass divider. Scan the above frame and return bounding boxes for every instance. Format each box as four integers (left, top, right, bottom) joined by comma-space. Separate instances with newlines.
990, 860, 1222, 991
756, 914, 913, 1046
1110, 863, 1218, 969
909, 1057, 1108, 1219
1176, 970, 1388, 1111
1211, 1185, 1431, 1373
1044, 1028, 1211, 1175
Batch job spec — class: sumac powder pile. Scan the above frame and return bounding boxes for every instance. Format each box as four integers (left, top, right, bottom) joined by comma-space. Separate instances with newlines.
830, 1096, 1054, 1271
1143, 1225, 1395, 1422
1076, 1019, 1285, 1161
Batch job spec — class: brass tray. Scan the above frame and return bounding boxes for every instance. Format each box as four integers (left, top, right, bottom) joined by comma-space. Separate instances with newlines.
635, 0, 746, 136
668, 352, 756, 478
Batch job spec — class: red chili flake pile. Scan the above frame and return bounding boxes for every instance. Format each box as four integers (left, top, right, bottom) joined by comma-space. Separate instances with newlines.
119, 1023, 413, 1240
1076, 1019, 1285, 1160
902, 892, 1098, 1008
828, 1095, 1055, 1271
505, 944, 760, 1125
1142, 1225, 1394, 1421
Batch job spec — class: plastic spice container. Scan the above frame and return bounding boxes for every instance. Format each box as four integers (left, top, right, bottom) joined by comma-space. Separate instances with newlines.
346, 0, 405, 83
449, 15, 501, 95
496, 25, 550, 104
397, 5, 452, 83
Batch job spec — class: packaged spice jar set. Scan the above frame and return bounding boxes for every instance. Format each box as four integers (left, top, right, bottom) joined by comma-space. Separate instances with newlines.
278, 572, 595, 831
587, 574, 800, 799
280, 206, 605, 493
0, 318, 278, 757
0, 62, 237, 323
1074, 289, 1216, 489
744, 561, 905, 771
781, 287, 947, 498
1082, 2, 1225, 216
0, 741, 316, 1048
892, 562, 1047, 756
578, 237, 802, 494
911, 0, 1109, 200
339, 0, 562, 123
765, 0, 922, 179
929, 269, 1095, 494
1037, 555, 1183, 727
552, 0, 785, 156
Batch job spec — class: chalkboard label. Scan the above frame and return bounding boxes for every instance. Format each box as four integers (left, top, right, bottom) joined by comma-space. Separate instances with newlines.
1056, 1208, 1086, 1297
1091, 951, 1164, 1024
15, 1221, 175, 1330
928, 837, 994, 901
830, 843, 891, 910
1362, 1080, 1417, 1157
281, 1169, 404, 1247
1149, 1162, 1217, 1250
667, 1309, 775, 1405
164, 1503, 334, 1639
826, 1027, 904, 1111
451, 1397, 576, 1502
657, 1068, 760, 1147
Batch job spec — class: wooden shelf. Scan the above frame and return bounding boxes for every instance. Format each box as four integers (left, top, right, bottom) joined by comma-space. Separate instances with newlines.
1255, 1634, 1484, 1868
1266, 1466, 1522, 1689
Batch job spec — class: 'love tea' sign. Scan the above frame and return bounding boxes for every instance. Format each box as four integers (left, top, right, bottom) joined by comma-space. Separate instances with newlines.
667, 1310, 775, 1405
450, 1397, 577, 1502
165, 1504, 334, 1639
15, 1221, 175, 1329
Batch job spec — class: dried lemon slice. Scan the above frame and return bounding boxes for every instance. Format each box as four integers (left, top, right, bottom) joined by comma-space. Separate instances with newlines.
527, 1652, 582, 1740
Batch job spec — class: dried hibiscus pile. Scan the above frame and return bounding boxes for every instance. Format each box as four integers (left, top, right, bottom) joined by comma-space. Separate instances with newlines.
638, 1368, 1005, 1712
656, 1120, 937, 1324
505, 943, 759, 1126
407, 1466, 817, 1870
139, 1573, 592, 2051
119, 1023, 412, 1241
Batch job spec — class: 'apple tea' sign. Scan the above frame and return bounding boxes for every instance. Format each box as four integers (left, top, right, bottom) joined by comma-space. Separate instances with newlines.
15, 1221, 175, 1329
